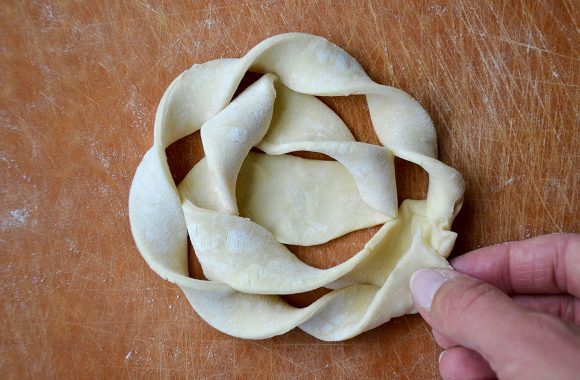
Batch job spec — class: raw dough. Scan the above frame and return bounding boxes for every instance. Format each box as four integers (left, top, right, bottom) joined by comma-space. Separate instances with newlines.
129, 33, 465, 341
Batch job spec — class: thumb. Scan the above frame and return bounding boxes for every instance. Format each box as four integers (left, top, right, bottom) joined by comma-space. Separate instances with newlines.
410, 268, 580, 380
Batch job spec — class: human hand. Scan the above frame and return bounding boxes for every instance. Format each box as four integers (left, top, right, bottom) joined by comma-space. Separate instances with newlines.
410, 233, 580, 380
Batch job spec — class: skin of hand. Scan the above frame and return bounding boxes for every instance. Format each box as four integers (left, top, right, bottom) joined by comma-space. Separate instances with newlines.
410, 233, 580, 380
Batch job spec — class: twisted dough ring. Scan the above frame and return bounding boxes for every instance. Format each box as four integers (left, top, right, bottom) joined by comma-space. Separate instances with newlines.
129, 33, 465, 341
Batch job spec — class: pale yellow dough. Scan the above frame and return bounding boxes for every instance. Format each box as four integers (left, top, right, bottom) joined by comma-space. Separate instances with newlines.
129, 33, 465, 341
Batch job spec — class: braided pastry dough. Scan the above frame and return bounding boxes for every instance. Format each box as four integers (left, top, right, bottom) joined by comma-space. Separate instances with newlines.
129, 33, 465, 341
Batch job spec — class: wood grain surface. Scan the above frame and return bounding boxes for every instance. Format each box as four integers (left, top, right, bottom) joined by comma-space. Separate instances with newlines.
1, 1, 578, 379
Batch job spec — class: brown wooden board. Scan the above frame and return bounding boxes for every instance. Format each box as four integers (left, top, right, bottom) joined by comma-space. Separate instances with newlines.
1, 1, 578, 379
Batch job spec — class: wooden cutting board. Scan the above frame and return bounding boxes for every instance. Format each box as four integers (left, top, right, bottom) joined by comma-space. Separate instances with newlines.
1, 1, 577, 378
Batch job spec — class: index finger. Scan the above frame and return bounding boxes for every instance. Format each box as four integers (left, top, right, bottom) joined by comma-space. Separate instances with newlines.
450, 233, 580, 297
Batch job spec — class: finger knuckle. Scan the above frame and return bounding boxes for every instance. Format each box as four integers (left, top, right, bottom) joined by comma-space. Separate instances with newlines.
438, 280, 497, 323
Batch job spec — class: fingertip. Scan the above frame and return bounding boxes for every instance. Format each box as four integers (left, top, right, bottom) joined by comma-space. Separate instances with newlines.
410, 268, 459, 311
439, 346, 496, 380
439, 349, 447, 364
449, 247, 496, 272
448, 253, 467, 269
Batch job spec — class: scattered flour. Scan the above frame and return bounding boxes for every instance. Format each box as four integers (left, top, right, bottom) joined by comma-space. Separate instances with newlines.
65, 237, 80, 254
493, 175, 521, 192
503, 176, 520, 186
519, 224, 532, 239
41, 2, 64, 22
428, 4, 447, 16
125, 85, 148, 130
1, 206, 31, 230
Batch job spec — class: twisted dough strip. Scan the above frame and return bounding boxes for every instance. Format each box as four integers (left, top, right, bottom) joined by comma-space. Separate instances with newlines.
129, 33, 465, 341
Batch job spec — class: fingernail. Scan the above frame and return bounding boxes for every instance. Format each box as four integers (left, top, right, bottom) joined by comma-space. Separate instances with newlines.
438, 350, 447, 364
410, 269, 456, 310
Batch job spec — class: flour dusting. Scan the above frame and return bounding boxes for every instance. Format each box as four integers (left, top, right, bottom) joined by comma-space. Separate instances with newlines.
428, 4, 447, 16
41, 2, 64, 22
493, 175, 521, 192
65, 237, 80, 254
503, 176, 520, 186
1, 206, 31, 230
519, 224, 532, 239
125, 84, 148, 130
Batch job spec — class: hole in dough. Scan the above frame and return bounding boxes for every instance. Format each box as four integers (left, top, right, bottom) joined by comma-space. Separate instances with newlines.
281, 287, 333, 308
395, 157, 429, 204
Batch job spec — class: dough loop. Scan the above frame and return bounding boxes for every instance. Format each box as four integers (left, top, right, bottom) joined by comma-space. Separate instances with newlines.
129, 33, 465, 341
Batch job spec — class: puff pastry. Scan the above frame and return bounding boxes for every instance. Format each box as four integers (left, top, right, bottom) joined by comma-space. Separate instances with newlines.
129, 33, 465, 341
